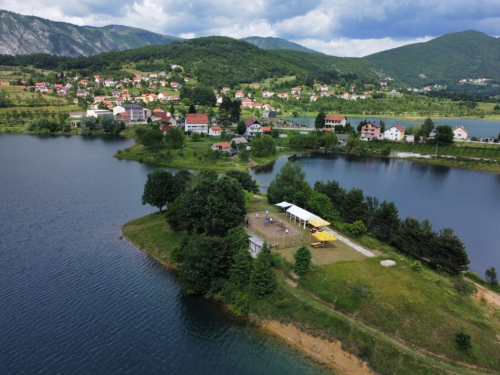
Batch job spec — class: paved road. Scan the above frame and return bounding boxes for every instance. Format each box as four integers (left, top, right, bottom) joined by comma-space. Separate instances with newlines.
323, 227, 376, 257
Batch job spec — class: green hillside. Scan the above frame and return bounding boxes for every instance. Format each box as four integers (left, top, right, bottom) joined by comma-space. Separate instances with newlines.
364, 30, 500, 86
241, 36, 321, 54
0, 36, 380, 88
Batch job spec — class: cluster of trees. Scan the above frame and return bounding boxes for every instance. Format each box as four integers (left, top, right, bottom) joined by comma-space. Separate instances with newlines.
218, 96, 242, 124
78, 115, 125, 136
27, 113, 71, 134
288, 131, 338, 151
135, 125, 185, 151
142, 169, 275, 314
180, 86, 216, 107
268, 162, 470, 275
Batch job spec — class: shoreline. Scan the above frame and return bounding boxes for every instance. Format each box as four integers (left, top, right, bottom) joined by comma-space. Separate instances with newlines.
121, 221, 373, 375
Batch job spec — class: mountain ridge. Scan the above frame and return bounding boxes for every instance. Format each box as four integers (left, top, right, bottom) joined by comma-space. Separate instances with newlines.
240, 36, 321, 54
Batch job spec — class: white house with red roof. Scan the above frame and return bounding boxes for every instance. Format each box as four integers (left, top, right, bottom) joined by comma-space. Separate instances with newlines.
262, 91, 274, 98
211, 142, 232, 153
277, 93, 289, 100
453, 126, 468, 141
324, 115, 347, 128
245, 119, 263, 137
209, 126, 222, 136
384, 124, 405, 141
235, 90, 245, 99
170, 82, 181, 90
185, 113, 209, 133
291, 87, 302, 94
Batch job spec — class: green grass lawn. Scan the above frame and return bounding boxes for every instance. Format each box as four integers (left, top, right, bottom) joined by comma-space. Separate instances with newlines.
298, 254, 500, 369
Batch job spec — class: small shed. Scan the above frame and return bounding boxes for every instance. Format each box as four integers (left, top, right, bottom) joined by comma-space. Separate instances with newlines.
248, 235, 264, 257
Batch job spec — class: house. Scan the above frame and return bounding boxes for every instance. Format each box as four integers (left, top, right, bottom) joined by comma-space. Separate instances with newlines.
185, 113, 209, 133
151, 109, 166, 121
231, 137, 248, 147
310, 95, 318, 102
112, 104, 148, 121
235, 90, 245, 99
211, 142, 232, 153
170, 82, 181, 90
277, 93, 289, 100
147, 93, 158, 102
291, 87, 302, 94
160, 124, 173, 134
361, 122, 382, 140
245, 119, 263, 137
262, 91, 274, 98
112, 89, 121, 97
384, 125, 405, 141
93, 96, 106, 103
453, 126, 468, 141
158, 92, 170, 100
87, 109, 112, 117
115, 97, 125, 105
115, 112, 131, 124
104, 79, 116, 87
77, 90, 89, 97
222, 87, 230, 93
184, 77, 190, 82
209, 126, 222, 136
324, 115, 347, 129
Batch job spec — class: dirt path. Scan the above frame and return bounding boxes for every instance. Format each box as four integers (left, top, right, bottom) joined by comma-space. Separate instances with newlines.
323, 228, 376, 257
470, 281, 500, 308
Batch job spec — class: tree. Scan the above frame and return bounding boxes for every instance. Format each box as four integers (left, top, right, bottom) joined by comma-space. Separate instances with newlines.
267, 162, 310, 204
226, 170, 259, 193
136, 127, 164, 151
454, 332, 472, 352
252, 135, 275, 157
314, 180, 347, 216
228, 236, 253, 287
433, 228, 469, 275
294, 245, 312, 275
345, 131, 361, 152
420, 117, 435, 138
314, 111, 326, 130
230, 99, 242, 122
250, 243, 276, 296
306, 190, 341, 223
485, 267, 498, 286
79, 115, 97, 135
180, 175, 246, 236
372, 201, 400, 244
239, 148, 250, 162
188, 104, 196, 114
322, 132, 338, 149
236, 120, 247, 135
343, 188, 369, 224
433, 125, 454, 145
99, 114, 124, 134
165, 128, 185, 149
141, 170, 176, 213
173, 169, 192, 196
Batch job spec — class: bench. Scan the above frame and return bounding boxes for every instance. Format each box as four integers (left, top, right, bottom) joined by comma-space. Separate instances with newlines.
311, 242, 323, 248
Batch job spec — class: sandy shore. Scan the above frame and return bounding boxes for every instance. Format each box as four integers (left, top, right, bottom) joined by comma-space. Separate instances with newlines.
261, 320, 375, 375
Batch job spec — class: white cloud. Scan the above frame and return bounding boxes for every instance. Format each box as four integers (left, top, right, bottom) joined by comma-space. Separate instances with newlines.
295, 36, 435, 57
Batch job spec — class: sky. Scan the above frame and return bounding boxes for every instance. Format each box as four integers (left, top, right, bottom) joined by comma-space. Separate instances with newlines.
1, 0, 499, 57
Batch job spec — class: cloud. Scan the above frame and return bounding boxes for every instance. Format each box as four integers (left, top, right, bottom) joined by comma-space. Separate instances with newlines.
294, 36, 435, 57
0, 0, 499, 55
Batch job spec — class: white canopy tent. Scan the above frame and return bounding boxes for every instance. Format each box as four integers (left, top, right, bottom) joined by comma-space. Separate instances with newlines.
275, 201, 294, 213
286, 205, 319, 228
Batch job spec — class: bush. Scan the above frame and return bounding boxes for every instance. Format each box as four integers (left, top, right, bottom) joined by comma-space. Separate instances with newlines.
293, 245, 312, 275
454, 331, 472, 352
411, 260, 423, 272
452, 277, 476, 296
342, 220, 367, 237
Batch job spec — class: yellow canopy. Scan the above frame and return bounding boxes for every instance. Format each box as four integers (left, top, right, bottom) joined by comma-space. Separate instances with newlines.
308, 218, 331, 227
312, 231, 337, 242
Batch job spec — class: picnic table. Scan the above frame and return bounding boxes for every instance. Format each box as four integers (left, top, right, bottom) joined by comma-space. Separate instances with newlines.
311, 242, 323, 248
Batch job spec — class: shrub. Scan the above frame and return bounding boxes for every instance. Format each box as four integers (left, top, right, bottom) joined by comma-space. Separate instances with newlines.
411, 260, 423, 272
452, 277, 476, 296
454, 331, 472, 352
342, 220, 367, 237
293, 245, 312, 275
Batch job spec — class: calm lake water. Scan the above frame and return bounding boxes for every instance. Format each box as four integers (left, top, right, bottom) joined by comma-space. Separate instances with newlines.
250, 154, 500, 276
0, 134, 330, 375
284, 117, 500, 139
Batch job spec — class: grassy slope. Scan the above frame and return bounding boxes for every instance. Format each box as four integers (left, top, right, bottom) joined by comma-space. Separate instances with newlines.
123, 210, 500, 374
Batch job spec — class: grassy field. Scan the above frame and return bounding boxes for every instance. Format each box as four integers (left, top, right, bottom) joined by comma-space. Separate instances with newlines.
115, 133, 252, 172
123, 210, 500, 374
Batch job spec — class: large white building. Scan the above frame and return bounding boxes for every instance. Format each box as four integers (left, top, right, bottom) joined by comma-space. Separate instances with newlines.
383, 124, 405, 141
113, 104, 150, 121
185, 114, 209, 133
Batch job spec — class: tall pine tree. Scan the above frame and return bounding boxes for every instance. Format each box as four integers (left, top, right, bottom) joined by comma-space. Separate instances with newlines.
250, 243, 276, 296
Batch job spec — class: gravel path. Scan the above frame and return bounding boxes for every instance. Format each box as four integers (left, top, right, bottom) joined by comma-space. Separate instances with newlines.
322, 228, 376, 257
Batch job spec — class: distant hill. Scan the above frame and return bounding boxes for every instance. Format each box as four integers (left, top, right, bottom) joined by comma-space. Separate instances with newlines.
241, 36, 321, 54
364, 30, 500, 86
0, 10, 183, 56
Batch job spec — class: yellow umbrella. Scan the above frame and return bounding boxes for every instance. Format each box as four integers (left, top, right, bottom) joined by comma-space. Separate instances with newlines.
308, 218, 331, 227
312, 231, 337, 243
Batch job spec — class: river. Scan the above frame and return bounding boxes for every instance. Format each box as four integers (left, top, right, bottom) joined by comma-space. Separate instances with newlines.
283, 117, 500, 139
0, 134, 329, 375
250, 153, 500, 276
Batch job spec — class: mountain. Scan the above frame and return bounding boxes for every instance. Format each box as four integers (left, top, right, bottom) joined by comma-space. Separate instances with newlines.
0, 10, 183, 56
364, 30, 500, 86
241, 36, 321, 54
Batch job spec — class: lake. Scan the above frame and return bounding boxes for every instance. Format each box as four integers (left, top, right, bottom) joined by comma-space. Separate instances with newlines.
283, 117, 500, 139
250, 153, 500, 276
0, 134, 329, 375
